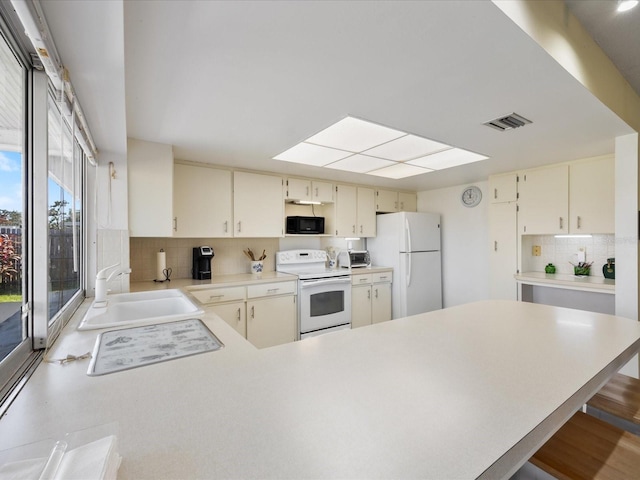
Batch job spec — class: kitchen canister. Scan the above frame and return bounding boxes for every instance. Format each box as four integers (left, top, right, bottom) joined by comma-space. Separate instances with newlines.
251, 261, 264, 274
602, 258, 615, 279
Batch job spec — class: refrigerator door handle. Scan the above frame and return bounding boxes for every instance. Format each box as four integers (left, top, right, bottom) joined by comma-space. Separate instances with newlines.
406, 252, 412, 287
405, 218, 412, 253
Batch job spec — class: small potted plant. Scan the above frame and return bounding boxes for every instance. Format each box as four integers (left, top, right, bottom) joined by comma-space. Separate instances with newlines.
571, 261, 592, 276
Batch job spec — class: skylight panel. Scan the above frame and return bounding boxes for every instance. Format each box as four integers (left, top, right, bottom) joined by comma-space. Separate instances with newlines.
305, 117, 405, 152
273, 142, 352, 166
407, 148, 488, 170
325, 154, 396, 173
367, 163, 432, 179
362, 134, 450, 161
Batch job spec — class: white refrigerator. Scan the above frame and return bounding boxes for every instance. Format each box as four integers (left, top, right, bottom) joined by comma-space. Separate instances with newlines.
367, 212, 442, 319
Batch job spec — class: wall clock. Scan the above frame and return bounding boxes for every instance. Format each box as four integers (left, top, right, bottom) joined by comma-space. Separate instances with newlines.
461, 185, 482, 208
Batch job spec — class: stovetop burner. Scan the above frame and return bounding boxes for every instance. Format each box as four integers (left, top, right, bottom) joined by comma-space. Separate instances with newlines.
276, 249, 348, 279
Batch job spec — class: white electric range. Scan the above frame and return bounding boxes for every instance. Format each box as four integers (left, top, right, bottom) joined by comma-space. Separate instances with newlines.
276, 249, 351, 339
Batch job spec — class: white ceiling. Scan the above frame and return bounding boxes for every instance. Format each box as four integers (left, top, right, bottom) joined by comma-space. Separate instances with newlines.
40, 0, 634, 191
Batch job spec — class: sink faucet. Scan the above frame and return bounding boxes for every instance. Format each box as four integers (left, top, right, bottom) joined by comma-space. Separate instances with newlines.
94, 263, 132, 307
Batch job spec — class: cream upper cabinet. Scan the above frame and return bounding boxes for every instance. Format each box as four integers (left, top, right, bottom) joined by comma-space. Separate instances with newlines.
335, 184, 357, 236
569, 156, 614, 234
398, 192, 417, 212
234, 171, 284, 237
173, 163, 232, 238
357, 187, 376, 237
128, 138, 174, 237
376, 190, 417, 213
489, 173, 518, 204
518, 164, 569, 235
376, 190, 398, 213
285, 178, 334, 203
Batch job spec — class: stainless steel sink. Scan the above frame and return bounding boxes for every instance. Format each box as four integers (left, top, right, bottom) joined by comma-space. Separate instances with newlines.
78, 289, 204, 331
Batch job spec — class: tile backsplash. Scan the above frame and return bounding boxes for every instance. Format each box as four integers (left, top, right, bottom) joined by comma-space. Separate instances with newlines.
521, 234, 615, 276
129, 236, 364, 281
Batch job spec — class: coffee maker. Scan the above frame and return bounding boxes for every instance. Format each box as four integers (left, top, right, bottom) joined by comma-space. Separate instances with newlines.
192, 246, 214, 280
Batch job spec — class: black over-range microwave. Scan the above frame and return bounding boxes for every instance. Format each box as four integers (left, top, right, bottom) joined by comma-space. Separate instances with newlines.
286, 216, 325, 234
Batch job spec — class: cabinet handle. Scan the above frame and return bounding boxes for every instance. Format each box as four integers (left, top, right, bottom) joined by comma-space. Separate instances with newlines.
379, 275, 387, 280
315, 187, 318, 197
367, 289, 370, 299
577, 216, 581, 229
494, 188, 498, 199
395, 201, 398, 210
173, 217, 178, 232
375, 288, 378, 299
267, 288, 279, 293
224, 220, 228, 233
209, 294, 224, 300
352, 225, 356, 234
360, 225, 363, 234
559, 217, 563, 230
236, 308, 241, 322
250, 305, 255, 319
400, 202, 404, 210
237, 221, 242, 232
494, 241, 498, 252
306, 186, 309, 196
359, 278, 368, 283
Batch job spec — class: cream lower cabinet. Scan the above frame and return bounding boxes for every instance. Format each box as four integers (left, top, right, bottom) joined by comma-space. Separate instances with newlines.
351, 272, 392, 328
489, 202, 518, 301
188, 280, 296, 348
246, 281, 297, 349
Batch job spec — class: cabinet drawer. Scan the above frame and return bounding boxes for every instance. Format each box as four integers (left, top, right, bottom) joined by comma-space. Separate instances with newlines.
373, 272, 392, 283
247, 281, 297, 298
189, 286, 245, 305
351, 274, 373, 286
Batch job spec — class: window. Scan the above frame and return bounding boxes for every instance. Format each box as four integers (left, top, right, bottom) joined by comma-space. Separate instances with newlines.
47, 96, 83, 322
0, 20, 30, 399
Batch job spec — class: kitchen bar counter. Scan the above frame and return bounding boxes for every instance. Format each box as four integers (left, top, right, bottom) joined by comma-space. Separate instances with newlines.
515, 271, 615, 294
1, 301, 639, 479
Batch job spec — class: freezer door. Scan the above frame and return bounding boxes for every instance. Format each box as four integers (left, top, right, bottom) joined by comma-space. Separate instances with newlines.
396, 251, 442, 318
403, 212, 441, 252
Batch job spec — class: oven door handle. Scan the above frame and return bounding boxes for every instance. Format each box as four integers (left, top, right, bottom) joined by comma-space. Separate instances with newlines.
300, 277, 351, 288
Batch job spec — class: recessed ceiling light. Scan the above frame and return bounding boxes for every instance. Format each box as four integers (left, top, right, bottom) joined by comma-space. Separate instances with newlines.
273, 142, 352, 166
362, 134, 451, 161
407, 148, 488, 170
272, 115, 490, 177
305, 116, 405, 152
367, 163, 432, 179
325, 154, 396, 173
617, 0, 638, 12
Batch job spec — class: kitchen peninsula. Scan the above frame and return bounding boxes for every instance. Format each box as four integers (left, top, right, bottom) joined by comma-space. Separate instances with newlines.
0, 300, 639, 479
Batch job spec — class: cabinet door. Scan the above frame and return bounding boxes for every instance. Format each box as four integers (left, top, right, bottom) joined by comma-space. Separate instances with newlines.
174, 164, 232, 237
357, 187, 376, 237
569, 156, 614, 234
518, 165, 568, 235
312, 181, 334, 203
351, 285, 372, 329
234, 171, 284, 237
209, 302, 246, 338
335, 184, 357, 236
128, 138, 174, 236
398, 192, 417, 212
371, 282, 392, 324
376, 190, 398, 213
247, 295, 296, 348
489, 173, 518, 203
489, 203, 518, 301
285, 178, 311, 202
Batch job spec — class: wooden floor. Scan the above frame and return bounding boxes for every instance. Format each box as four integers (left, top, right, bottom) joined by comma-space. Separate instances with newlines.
587, 373, 640, 425
531, 411, 640, 480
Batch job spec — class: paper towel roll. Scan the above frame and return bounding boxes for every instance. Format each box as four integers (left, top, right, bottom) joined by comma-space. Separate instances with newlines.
156, 250, 166, 281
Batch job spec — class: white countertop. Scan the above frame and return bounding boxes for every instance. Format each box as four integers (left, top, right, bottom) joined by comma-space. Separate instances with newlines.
515, 271, 615, 294
131, 266, 393, 292
1, 300, 638, 479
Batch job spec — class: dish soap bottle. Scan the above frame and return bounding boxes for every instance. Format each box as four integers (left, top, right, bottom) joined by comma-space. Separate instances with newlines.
602, 258, 615, 279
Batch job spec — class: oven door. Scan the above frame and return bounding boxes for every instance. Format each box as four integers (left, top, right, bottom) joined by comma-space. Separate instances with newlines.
299, 276, 351, 335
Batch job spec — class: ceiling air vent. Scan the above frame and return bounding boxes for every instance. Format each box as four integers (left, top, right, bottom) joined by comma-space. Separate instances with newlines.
484, 113, 532, 131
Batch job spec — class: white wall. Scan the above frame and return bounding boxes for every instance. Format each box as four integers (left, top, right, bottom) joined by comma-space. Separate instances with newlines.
417, 181, 490, 308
